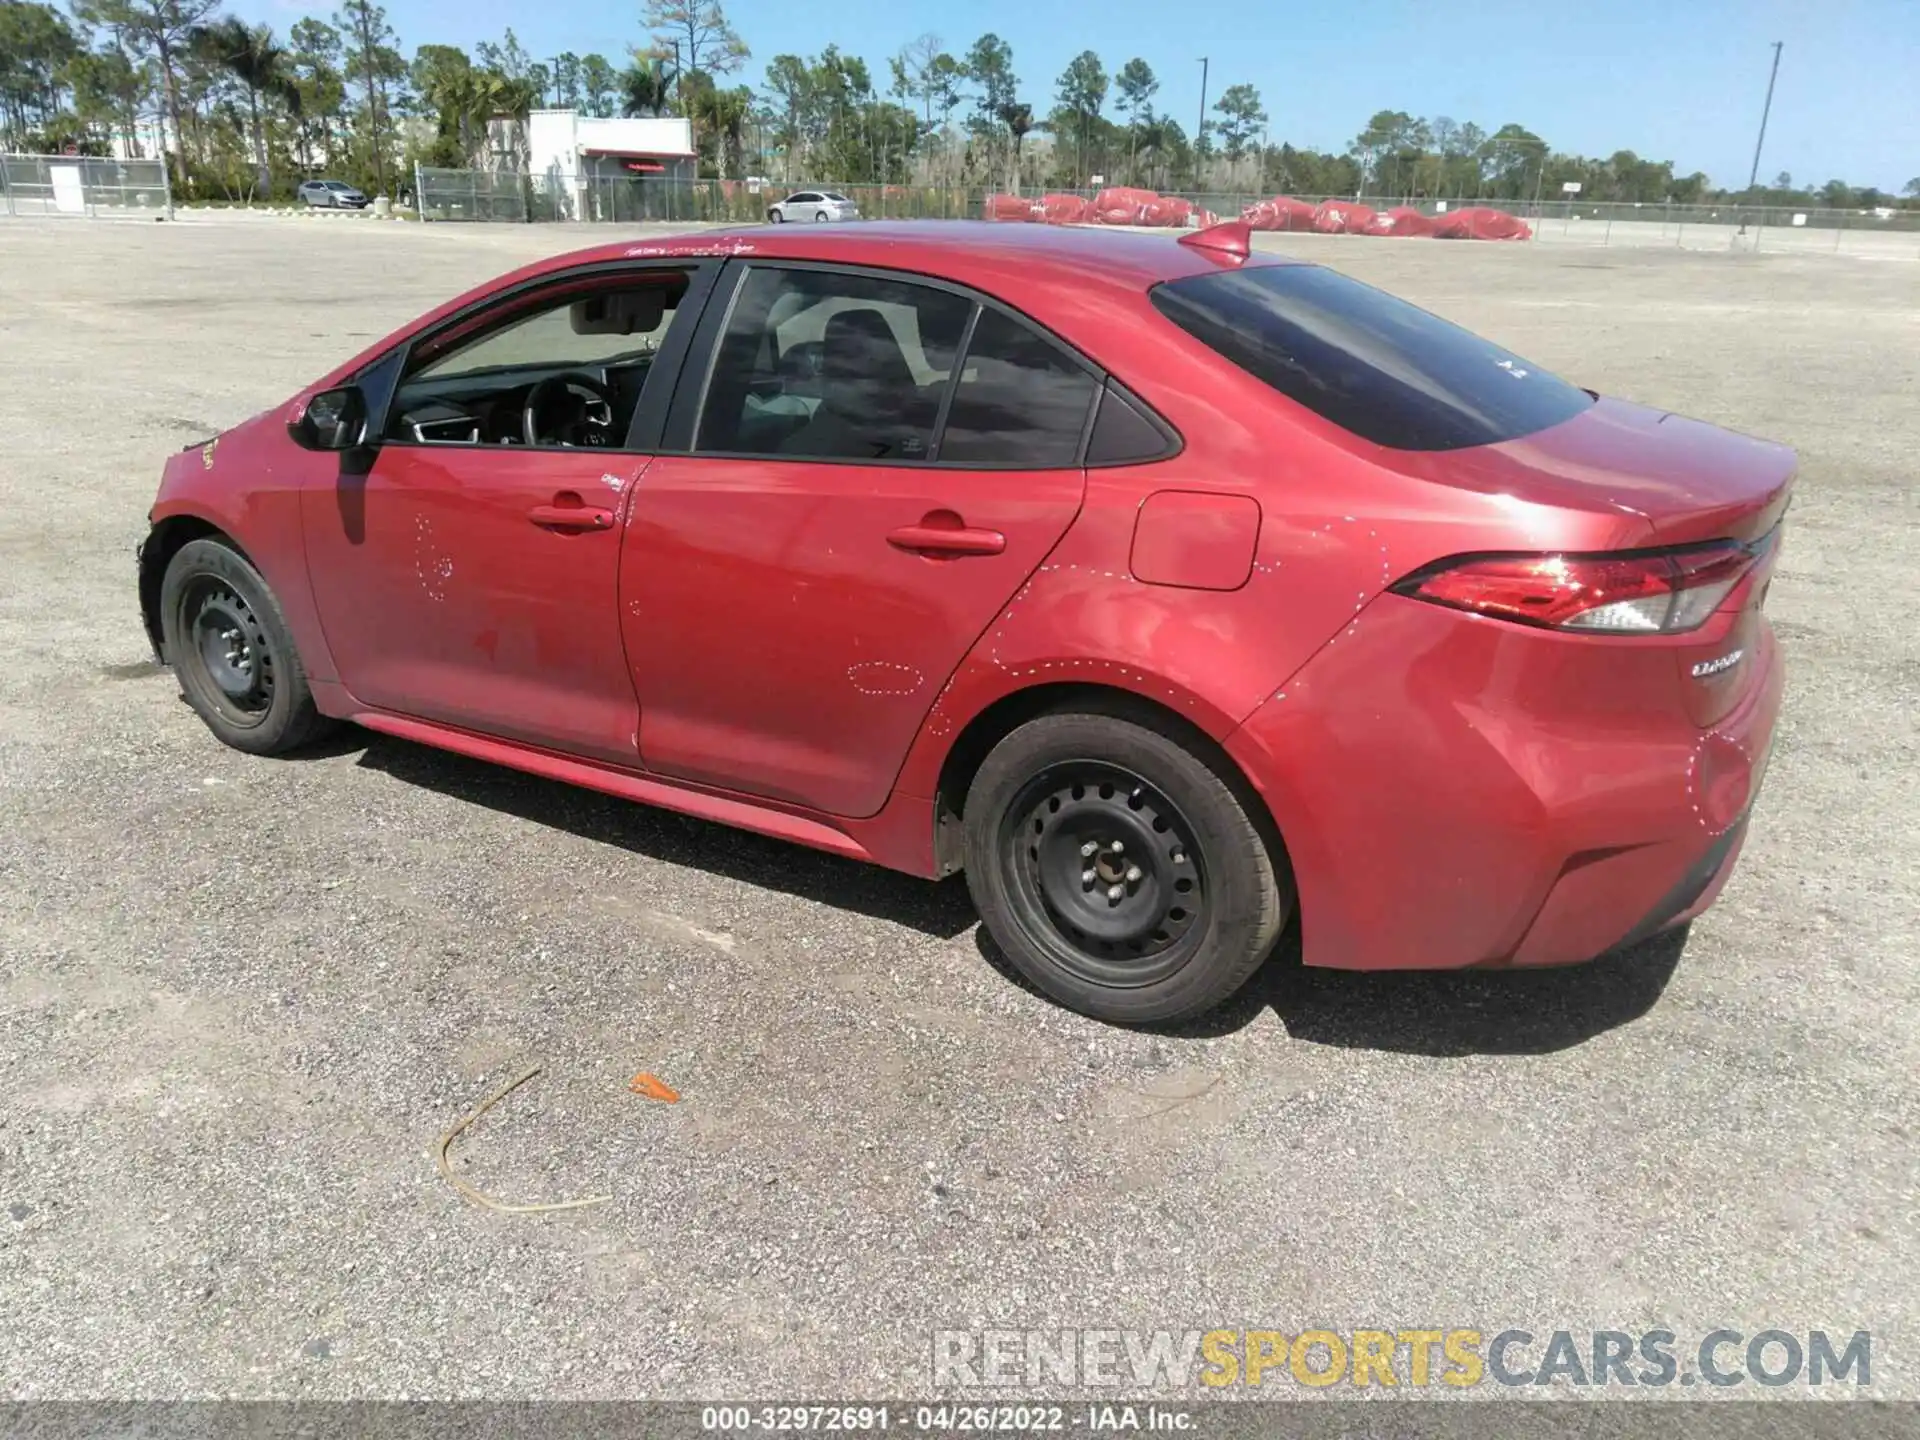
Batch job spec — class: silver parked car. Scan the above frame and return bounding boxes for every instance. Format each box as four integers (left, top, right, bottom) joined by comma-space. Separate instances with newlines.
297, 178, 369, 209
766, 190, 860, 223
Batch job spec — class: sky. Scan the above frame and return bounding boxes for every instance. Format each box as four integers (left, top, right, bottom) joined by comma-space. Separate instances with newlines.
236, 0, 1919, 191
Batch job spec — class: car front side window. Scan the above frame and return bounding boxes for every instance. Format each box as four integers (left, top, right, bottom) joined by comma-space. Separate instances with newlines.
386, 268, 695, 448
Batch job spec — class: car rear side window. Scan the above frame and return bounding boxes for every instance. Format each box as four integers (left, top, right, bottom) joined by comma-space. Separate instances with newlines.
1085, 381, 1176, 465
937, 307, 1099, 467
1149, 263, 1594, 451
696, 266, 973, 461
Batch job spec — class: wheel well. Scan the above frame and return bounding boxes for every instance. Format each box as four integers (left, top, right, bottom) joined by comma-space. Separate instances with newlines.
932, 682, 1291, 884
138, 517, 243, 660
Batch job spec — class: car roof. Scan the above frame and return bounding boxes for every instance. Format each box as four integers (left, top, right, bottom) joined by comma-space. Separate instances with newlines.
317, 222, 1303, 411
535, 221, 1295, 301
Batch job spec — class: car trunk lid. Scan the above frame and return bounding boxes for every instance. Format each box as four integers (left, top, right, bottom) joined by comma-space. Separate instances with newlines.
1439, 395, 1796, 545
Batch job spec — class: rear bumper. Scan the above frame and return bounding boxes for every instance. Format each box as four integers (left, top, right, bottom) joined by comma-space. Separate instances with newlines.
1224, 595, 1784, 971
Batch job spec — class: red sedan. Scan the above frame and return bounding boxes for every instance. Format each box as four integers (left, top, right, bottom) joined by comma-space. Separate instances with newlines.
137, 220, 1790, 1024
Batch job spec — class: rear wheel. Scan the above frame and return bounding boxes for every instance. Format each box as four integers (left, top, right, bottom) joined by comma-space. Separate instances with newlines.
964, 710, 1290, 1025
159, 537, 335, 756
813, 209, 830, 223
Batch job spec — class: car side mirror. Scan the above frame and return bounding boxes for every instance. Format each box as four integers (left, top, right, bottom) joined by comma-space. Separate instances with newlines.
289, 385, 369, 452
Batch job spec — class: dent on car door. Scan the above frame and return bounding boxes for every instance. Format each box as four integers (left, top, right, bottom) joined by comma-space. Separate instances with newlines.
622, 262, 1100, 817
301, 262, 713, 763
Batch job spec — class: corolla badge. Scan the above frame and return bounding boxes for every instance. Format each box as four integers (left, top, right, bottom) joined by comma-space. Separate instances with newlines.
1691, 649, 1745, 678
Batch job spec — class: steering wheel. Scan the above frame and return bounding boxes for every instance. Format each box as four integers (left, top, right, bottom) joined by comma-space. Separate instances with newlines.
522, 371, 618, 448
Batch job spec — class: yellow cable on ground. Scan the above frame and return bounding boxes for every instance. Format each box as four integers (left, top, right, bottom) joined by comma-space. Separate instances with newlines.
437, 1064, 613, 1214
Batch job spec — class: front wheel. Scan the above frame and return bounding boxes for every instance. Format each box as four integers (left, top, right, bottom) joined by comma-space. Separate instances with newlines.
964, 710, 1290, 1025
767, 208, 784, 223
159, 537, 336, 756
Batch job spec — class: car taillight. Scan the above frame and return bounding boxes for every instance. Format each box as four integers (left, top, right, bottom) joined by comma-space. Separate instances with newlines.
1392, 541, 1759, 634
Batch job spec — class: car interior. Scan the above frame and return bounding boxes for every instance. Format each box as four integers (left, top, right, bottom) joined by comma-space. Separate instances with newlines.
385, 272, 690, 449
699, 274, 971, 460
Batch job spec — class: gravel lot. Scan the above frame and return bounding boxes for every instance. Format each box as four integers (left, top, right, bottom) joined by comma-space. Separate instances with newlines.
1, 216, 1915, 1404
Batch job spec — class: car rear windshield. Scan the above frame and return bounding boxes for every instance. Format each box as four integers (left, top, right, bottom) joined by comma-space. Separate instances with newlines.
1149, 263, 1594, 451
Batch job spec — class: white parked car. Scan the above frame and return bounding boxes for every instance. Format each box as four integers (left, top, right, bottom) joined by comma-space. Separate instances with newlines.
766, 190, 860, 224
297, 178, 369, 209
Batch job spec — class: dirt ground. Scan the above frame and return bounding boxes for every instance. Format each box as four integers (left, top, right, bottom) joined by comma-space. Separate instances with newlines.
1, 215, 1915, 1403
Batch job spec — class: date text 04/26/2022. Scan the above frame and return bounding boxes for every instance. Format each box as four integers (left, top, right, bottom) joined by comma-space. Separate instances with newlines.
700, 1404, 1193, 1433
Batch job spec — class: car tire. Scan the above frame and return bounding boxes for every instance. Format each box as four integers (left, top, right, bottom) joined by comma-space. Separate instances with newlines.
813, 210, 829, 223
963, 708, 1291, 1026
767, 208, 783, 223
159, 537, 336, 756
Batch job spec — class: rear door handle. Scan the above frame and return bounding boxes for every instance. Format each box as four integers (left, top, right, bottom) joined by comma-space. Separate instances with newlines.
887, 521, 1006, 557
528, 502, 614, 531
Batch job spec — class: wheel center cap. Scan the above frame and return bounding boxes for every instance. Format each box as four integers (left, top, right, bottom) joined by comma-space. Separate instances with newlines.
1093, 854, 1127, 884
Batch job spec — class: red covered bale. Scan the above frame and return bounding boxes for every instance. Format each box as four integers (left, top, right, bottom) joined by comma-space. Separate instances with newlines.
1242, 195, 1318, 231
1364, 206, 1438, 237
1039, 193, 1091, 225
983, 193, 1040, 222
1432, 206, 1533, 240
1311, 199, 1377, 234
1090, 186, 1157, 225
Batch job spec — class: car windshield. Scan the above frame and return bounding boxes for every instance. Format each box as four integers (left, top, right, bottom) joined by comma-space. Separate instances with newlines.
326, 182, 353, 191
1150, 262, 1595, 451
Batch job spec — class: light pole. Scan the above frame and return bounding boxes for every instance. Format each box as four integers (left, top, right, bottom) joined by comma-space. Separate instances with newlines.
1196, 57, 1208, 187
1746, 41, 1784, 195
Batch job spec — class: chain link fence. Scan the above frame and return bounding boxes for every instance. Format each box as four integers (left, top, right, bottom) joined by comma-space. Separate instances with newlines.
412, 166, 533, 223
407, 167, 1920, 258
1514, 198, 1920, 256
1, 154, 171, 218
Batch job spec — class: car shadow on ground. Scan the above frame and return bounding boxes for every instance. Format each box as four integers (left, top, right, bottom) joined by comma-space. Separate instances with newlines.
974, 919, 1689, 1057
341, 727, 1684, 1054
350, 730, 980, 940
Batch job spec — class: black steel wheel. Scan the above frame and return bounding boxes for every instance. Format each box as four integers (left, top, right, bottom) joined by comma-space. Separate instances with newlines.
180, 575, 276, 727
159, 537, 336, 756
1002, 763, 1208, 987
965, 707, 1290, 1025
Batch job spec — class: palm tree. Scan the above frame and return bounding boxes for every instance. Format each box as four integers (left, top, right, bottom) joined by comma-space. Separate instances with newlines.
998, 101, 1033, 194
620, 58, 675, 118
478, 70, 541, 179
192, 18, 297, 196
1134, 115, 1175, 191
696, 86, 750, 179
419, 65, 484, 165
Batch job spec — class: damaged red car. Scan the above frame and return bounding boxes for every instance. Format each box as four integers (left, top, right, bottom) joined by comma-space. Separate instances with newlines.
138, 220, 1790, 1024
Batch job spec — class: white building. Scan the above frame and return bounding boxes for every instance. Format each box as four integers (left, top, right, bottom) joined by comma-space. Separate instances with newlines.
514, 109, 697, 219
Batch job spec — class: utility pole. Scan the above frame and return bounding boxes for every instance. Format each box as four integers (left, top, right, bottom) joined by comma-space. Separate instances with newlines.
1746, 42, 1784, 195
1196, 56, 1209, 180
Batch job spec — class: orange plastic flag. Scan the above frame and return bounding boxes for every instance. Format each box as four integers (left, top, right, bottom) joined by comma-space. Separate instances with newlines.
629, 1072, 680, 1103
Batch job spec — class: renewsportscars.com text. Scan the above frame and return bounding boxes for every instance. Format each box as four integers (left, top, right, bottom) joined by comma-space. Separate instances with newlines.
932, 1328, 1871, 1390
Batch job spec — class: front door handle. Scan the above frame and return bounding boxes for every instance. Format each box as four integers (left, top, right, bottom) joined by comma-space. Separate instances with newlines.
529, 501, 614, 531
887, 516, 1006, 557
